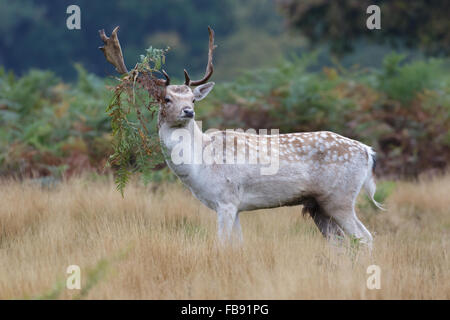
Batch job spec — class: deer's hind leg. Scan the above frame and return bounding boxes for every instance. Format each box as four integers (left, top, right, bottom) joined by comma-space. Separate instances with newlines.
354, 215, 373, 246
302, 198, 345, 240
322, 200, 373, 248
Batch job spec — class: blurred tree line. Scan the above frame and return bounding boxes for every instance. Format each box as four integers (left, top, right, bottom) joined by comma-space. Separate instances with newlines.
0, 0, 302, 81
1, 0, 448, 79
277, 0, 450, 56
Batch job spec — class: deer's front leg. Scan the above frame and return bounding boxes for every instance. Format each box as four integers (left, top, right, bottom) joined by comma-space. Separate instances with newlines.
232, 213, 243, 244
216, 204, 238, 245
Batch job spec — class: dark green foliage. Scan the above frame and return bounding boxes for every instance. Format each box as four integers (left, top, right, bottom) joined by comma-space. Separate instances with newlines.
376, 53, 444, 103
0, 66, 112, 177
0, 0, 286, 81
278, 0, 450, 56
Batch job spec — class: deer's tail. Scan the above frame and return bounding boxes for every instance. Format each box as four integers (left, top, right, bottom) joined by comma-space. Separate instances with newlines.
363, 147, 386, 211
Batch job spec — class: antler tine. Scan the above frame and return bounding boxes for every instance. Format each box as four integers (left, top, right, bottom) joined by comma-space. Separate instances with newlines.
184, 26, 217, 86
99, 26, 128, 75
162, 69, 170, 86
152, 69, 171, 87
183, 69, 190, 85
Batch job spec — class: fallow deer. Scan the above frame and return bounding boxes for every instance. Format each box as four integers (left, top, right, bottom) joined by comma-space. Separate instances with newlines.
99, 26, 383, 247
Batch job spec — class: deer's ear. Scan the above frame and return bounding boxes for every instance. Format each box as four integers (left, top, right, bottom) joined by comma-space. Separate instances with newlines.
193, 82, 215, 101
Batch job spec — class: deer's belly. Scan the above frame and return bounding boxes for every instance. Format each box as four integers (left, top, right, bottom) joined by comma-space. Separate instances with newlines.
238, 173, 312, 211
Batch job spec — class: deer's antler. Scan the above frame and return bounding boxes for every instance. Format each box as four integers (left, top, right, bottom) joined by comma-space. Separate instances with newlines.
99, 26, 170, 86
161, 69, 170, 86
184, 26, 217, 86
99, 26, 128, 75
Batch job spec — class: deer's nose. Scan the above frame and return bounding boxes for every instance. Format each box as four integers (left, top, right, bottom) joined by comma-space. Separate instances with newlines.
183, 107, 194, 118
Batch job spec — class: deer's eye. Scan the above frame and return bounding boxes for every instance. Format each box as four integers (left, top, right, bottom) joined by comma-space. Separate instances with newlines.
164, 97, 171, 103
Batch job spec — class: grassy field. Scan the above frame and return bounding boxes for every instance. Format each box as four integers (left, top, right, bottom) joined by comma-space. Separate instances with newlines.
0, 174, 449, 299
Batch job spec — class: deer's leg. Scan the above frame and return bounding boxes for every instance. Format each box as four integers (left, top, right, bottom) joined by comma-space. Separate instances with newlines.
310, 209, 345, 240
354, 215, 373, 248
232, 212, 243, 244
302, 199, 344, 240
216, 204, 238, 245
327, 207, 372, 247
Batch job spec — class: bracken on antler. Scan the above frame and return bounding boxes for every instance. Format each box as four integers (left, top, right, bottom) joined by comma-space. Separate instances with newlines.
99, 26, 171, 87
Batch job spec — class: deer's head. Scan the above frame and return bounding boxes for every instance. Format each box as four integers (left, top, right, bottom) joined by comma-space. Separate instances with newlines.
99, 26, 217, 128
161, 82, 214, 127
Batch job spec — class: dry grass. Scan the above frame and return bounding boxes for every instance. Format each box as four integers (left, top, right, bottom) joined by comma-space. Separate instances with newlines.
0, 174, 449, 299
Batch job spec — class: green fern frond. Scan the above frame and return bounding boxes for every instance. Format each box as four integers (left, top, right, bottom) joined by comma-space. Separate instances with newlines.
105, 47, 168, 195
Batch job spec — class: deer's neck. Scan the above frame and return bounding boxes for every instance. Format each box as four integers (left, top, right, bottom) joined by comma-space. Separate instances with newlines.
158, 119, 204, 178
